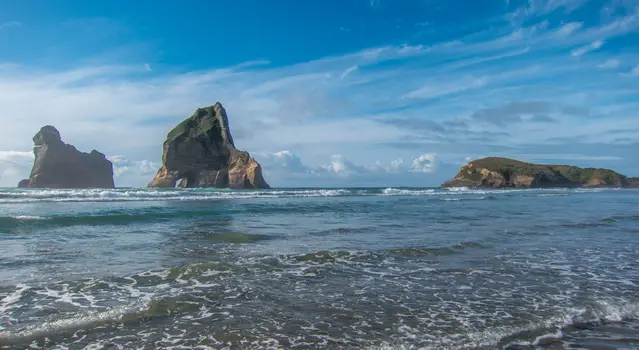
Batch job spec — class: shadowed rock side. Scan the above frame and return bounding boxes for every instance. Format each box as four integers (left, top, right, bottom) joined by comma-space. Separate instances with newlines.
17, 179, 30, 188
441, 157, 631, 188
19, 126, 115, 188
148, 102, 269, 189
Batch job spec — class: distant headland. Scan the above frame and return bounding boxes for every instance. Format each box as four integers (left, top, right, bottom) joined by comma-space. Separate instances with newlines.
441, 157, 639, 189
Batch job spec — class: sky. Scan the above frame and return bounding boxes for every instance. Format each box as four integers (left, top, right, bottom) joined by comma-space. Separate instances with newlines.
0, 0, 638, 187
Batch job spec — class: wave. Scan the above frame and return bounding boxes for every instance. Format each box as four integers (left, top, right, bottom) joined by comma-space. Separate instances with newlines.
0, 188, 356, 203
0, 208, 192, 229
380, 188, 435, 196
0, 187, 480, 203
2, 285, 637, 350
0, 186, 613, 203
437, 196, 497, 201
497, 300, 639, 349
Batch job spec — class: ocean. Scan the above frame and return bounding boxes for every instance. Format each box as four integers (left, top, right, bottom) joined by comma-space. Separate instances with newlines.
0, 187, 638, 349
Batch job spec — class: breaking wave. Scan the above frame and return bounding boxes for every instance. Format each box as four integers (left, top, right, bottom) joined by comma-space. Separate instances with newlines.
0, 187, 622, 203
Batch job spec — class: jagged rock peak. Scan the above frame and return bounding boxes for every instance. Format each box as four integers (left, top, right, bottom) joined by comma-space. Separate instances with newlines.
148, 102, 269, 189
34, 125, 63, 146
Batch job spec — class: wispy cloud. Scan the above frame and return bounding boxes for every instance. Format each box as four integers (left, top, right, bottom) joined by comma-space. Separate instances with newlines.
340, 65, 358, 79
571, 40, 604, 56
598, 58, 621, 69
472, 101, 558, 126
555, 22, 584, 37
403, 77, 488, 100
2, 0, 639, 186
369, 0, 381, 10
507, 0, 589, 23
0, 21, 21, 30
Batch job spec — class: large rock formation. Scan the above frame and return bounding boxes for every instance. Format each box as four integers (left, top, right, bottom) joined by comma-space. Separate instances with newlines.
441, 157, 631, 188
18, 126, 115, 188
148, 103, 269, 189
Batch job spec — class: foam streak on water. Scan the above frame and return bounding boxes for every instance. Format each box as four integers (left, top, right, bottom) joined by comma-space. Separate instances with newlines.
1, 187, 638, 349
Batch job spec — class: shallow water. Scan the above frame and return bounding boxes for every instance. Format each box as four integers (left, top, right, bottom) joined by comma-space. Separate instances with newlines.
0, 187, 638, 349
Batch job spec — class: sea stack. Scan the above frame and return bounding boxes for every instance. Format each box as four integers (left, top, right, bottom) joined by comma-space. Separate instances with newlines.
19, 126, 115, 188
148, 102, 269, 189
441, 157, 630, 188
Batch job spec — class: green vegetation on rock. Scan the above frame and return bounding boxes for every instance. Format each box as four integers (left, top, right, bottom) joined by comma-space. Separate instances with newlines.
167, 107, 222, 142
441, 157, 629, 188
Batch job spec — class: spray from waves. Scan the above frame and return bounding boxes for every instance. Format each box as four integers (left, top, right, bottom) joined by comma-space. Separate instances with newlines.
0, 187, 614, 203
2, 252, 638, 349
496, 299, 639, 349
7, 215, 49, 220
0, 188, 461, 203
366, 300, 639, 350
0, 298, 154, 348
380, 188, 435, 196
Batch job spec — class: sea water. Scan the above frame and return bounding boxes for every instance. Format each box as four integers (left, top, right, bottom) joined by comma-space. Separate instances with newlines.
0, 187, 638, 349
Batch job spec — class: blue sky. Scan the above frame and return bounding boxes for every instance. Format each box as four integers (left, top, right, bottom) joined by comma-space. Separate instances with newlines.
0, 0, 638, 187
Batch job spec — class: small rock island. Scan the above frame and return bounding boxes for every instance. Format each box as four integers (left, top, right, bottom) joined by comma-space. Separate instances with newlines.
148, 102, 269, 189
18, 126, 115, 188
442, 157, 637, 188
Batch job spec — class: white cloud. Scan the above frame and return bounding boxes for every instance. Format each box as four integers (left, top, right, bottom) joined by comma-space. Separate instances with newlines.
0, 151, 33, 186
398, 44, 426, 55
256, 150, 313, 175
108, 156, 158, 177
0, 7, 638, 187
571, 40, 604, 56
598, 59, 620, 69
340, 65, 358, 80
323, 154, 362, 175
107, 156, 160, 187
411, 154, 438, 173
389, 158, 404, 171
555, 22, 584, 37
450, 48, 530, 69
403, 77, 487, 100
0, 150, 33, 163
258, 151, 437, 184
507, 0, 588, 23
517, 153, 622, 161
0, 21, 21, 30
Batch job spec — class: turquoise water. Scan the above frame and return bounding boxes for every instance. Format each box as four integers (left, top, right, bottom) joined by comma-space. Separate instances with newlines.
0, 187, 638, 349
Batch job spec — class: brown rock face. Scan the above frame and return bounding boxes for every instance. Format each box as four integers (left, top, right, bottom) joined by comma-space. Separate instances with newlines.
21, 126, 115, 188
442, 157, 629, 189
148, 103, 270, 189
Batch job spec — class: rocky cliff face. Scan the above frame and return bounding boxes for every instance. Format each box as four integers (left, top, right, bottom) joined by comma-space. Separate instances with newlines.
19, 126, 115, 188
148, 103, 269, 189
441, 157, 629, 188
